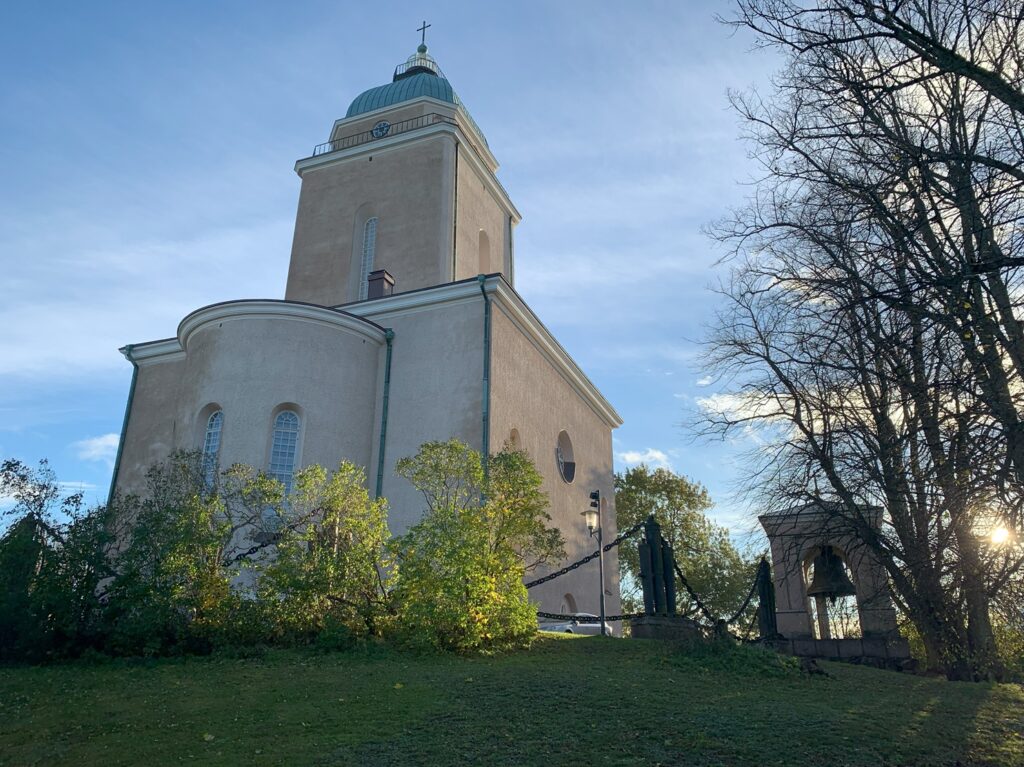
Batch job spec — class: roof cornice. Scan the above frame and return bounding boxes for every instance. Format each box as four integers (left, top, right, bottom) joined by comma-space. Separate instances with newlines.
123, 338, 182, 364
327, 96, 496, 168
121, 286, 619, 430
125, 300, 386, 367
342, 279, 485, 319
345, 276, 622, 429
179, 300, 386, 349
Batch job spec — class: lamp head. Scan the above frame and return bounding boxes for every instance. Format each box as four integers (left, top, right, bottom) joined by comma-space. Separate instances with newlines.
582, 490, 601, 535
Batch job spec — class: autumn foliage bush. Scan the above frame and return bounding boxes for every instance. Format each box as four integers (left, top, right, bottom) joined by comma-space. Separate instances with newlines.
0, 441, 562, 661
391, 440, 562, 652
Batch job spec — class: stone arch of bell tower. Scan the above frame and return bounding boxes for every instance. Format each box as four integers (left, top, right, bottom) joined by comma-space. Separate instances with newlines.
759, 503, 900, 640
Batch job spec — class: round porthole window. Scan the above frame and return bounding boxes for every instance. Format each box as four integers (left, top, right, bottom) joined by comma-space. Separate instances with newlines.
556, 430, 575, 483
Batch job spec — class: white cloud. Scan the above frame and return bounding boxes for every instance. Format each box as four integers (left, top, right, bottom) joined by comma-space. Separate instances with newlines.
695, 392, 785, 422
616, 448, 673, 471
72, 433, 120, 467
0, 215, 292, 380
696, 375, 713, 387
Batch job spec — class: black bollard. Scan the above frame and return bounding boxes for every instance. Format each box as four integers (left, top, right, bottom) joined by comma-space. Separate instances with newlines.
755, 557, 779, 640
648, 519, 666, 614
638, 540, 655, 615
661, 538, 677, 615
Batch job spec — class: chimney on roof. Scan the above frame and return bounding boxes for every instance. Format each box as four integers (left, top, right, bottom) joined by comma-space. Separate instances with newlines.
367, 269, 395, 299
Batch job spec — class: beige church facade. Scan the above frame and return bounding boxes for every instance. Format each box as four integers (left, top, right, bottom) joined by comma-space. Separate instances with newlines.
110, 44, 622, 618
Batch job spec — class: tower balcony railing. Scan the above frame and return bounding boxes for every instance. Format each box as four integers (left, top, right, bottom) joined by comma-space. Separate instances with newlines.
311, 112, 458, 157
393, 56, 445, 81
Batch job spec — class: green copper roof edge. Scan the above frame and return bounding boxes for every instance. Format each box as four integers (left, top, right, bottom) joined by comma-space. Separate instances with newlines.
342, 73, 489, 149
346, 73, 456, 118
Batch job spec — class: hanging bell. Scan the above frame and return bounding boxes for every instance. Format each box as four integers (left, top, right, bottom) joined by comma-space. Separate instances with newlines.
806, 546, 857, 602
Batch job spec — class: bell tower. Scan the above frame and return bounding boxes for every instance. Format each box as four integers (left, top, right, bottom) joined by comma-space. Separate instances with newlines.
759, 504, 903, 640
284, 43, 520, 307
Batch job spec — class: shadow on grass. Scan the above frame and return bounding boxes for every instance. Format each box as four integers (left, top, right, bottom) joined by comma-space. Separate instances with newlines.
1, 634, 1019, 767
336, 639, 1017, 767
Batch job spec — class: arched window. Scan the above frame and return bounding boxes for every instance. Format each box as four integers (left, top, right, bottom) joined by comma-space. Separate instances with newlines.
201, 410, 223, 487
268, 410, 301, 494
561, 593, 578, 614
358, 217, 378, 300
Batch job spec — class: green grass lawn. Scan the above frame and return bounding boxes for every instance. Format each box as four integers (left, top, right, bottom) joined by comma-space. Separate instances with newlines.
1, 635, 1021, 766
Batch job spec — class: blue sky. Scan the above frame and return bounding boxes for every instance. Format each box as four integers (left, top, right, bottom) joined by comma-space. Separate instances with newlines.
0, 1, 778, 540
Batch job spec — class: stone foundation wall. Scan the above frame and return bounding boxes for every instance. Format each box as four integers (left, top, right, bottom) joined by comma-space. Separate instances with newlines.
767, 636, 914, 671
631, 615, 703, 642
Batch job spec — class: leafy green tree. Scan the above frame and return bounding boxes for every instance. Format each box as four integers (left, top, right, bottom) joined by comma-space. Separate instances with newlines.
0, 459, 114, 661
392, 440, 563, 652
0, 513, 52, 660
0, 444, 568, 659
615, 465, 755, 620
103, 452, 282, 655
993, 582, 1024, 681
262, 462, 395, 640
484, 448, 565, 573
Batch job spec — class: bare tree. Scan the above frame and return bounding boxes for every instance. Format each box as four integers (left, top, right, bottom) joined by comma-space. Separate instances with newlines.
702, 0, 1024, 680
725, 0, 1024, 491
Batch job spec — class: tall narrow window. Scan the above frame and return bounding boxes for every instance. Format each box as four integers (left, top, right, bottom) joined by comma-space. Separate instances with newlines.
358, 217, 378, 300
268, 410, 300, 494
478, 230, 491, 275
201, 410, 223, 487
556, 430, 575, 483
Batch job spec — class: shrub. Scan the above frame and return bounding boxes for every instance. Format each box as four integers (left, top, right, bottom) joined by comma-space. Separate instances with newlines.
261, 462, 395, 640
103, 453, 288, 656
1, 443, 563, 660
391, 440, 563, 653
994, 619, 1024, 682
315, 616, 358, 653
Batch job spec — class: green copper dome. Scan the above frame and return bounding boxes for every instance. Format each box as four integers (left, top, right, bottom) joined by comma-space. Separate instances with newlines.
346, 72, 457, 117
343, 45, 488, 147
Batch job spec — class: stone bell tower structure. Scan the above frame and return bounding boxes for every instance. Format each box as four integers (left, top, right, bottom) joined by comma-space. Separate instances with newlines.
759, 504, 912, 668
285, 43, 519, 306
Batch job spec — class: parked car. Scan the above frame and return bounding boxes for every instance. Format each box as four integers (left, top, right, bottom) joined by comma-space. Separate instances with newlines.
538, 613, 615, 636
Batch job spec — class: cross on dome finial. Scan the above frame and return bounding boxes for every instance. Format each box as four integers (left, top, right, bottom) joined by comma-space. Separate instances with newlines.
392, 24, 444, 82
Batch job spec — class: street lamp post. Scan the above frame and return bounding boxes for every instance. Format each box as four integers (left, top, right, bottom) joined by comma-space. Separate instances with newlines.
582, 490, 607, 636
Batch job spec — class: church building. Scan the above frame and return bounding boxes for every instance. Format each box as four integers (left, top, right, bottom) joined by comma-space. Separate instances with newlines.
109, 41, 623, 618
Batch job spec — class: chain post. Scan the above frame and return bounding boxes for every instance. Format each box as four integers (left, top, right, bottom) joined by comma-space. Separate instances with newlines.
645, 516, 667, 614
661, 537, 677, 614
755, 556, 778, 640
638, 539, 655, 614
